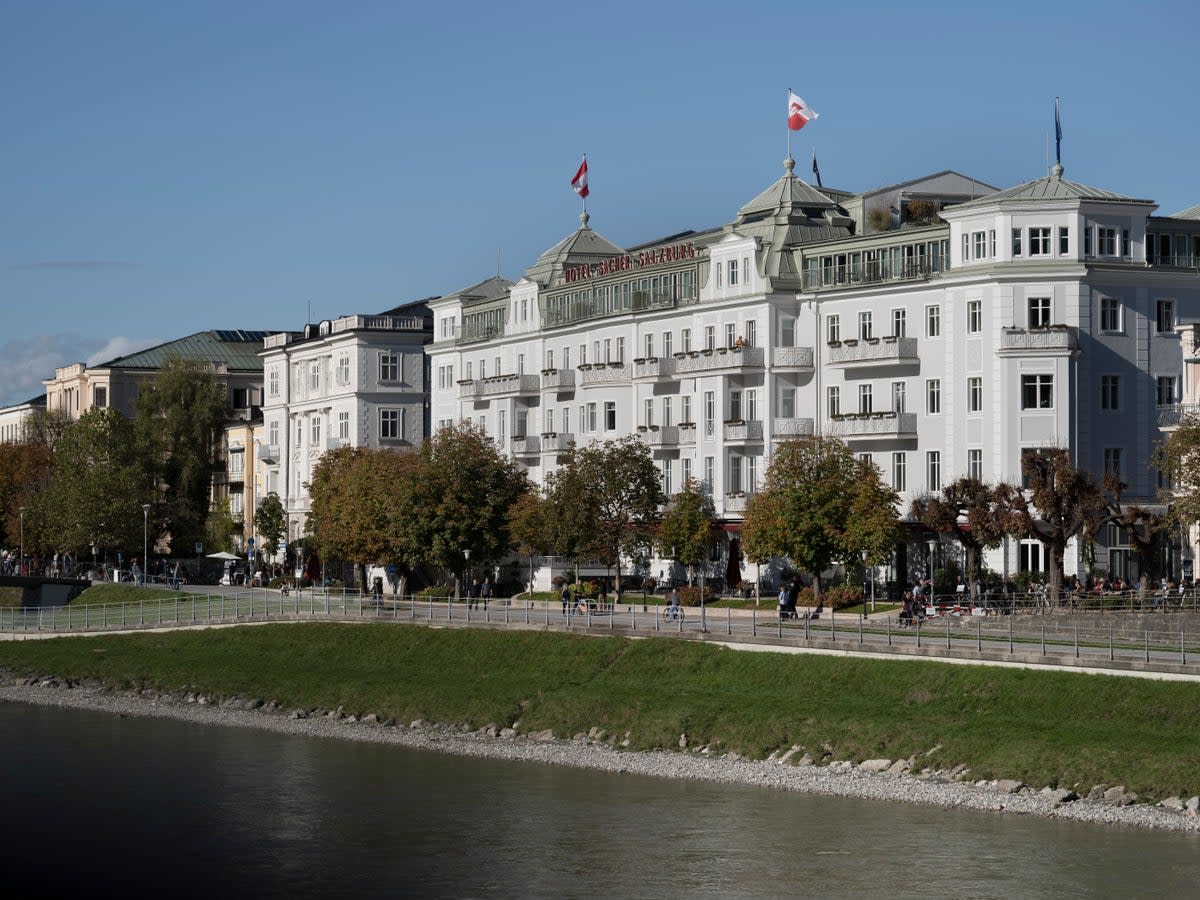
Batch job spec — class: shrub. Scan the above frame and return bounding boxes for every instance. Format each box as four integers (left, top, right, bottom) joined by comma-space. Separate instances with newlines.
678, 585, 714, 607
415, 585, 453, 600
822, 585, 864, 610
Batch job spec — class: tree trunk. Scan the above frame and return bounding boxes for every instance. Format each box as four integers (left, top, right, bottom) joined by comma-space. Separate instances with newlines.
813, 573, 824, 611
964, 542, 980, 600
1049, 538, 1066, 605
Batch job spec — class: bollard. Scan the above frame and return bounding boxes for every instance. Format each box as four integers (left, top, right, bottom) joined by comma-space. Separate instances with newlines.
1074, 624, 1079, 658
831, 610, 836, 643
1008, 617, 1013, 654
916, 619, 921, 648
859, 615, 863, 645
946, 615, 950, 650
656, 606, 660, 632
1145, 629, 1150, 663
447, 597, 452, 622
1041, 624, 1045, 656
976, 619, 981, 652
1109, 627, 1114, 661
778, 613, 782, 639
752, 606, 756, 636
804, 612, 809, 641
887, 615, 891, 646
1182, 629, 1187, 665
727, 606, 732, 636
428, 595, 433, 621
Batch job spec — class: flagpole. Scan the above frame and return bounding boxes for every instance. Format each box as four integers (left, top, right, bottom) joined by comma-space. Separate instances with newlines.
786, 87, 792, 162
581, 153, 587, 216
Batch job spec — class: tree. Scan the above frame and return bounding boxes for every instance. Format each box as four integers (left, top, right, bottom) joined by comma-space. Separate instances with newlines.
0, 441, 52, 550
508, 490, 554, 594
911, 478, 1026, 599
254, 492, 287, 561
21, 409, 72, 452
205, 499, 236, 554
741, 436, 899, 606
1156, 416, 1200, 556
38, 408, 149, 556
1104, 474, 1169, 596
388, 423, 529, 594
656, 480, 716, 585
1019, 448, 1108, 602
134, 357, 229, 553
544, 436, 665, 594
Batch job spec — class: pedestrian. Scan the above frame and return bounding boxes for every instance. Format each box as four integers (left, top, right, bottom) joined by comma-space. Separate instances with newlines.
560, 582, 571, 615
468, 578, 481, 610
668, 587, 682, 620
778, 584, 788, 621
481, 576, 492, 610
786, 577, 800, 620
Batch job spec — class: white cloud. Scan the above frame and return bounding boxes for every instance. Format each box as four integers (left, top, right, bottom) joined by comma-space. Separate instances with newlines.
0, 333, 160, 409
85, 335, 161, 367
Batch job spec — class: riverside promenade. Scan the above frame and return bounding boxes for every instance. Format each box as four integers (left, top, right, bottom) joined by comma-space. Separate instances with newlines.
5, 584, 1200, 681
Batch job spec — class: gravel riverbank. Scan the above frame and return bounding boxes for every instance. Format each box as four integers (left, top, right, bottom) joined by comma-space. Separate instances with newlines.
3, 675, 1198, 834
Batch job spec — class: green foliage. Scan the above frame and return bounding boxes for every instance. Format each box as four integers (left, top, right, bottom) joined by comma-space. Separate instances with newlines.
254, 493, 286, 559
903, 198, 942, 226
205, 498, 236, 554
308, 446, 409, 566
677, 584, 714, 607
0, 441, 52, 550
21, 409, 71, 452
134, 357, 229, 553
822, 584, 864, 610
1156, 414, 1200, 529
743, 437, 899, 598
866, 207, 892, 232
657, 480, 716, 570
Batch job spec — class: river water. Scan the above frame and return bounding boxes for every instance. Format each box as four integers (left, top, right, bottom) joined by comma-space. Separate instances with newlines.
3, 700, 1196, 897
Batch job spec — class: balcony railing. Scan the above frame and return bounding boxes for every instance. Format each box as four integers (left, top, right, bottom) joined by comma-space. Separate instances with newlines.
677, 425, 697, 445
673, 347, 765, 375
827, 337, 918, 366
329, 315, 426, 334
540, 369, 575, 391
826, 411, 918, 439
257, 444, 280, 464
802, 255, 949, 292
477, 374, 539, 396
632, 357, 676, 380
723, 420, 764, 442
457, 379, 481, 399
326, 438, 351, 451
999, 326, 1078, 353
1147, 254, 1200, 270
772, 417, 815, 438
579, 363, 630, 386
511, 435, 541, 454
636, 425, 679, 447
724, 493, 751, 514
1158, 403, 1200, 428
770, 347, 815, 369
458, 322, 506, 345
539, 432, 576, 451
542, 285, 699, 329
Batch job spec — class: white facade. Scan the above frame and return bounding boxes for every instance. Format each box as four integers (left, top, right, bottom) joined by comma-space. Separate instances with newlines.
427, 161, 1200, 585
259, 307, 432, 541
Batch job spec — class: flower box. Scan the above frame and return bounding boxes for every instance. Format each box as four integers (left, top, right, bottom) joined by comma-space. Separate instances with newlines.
540, 368, 557, 375
673, 352, 688, 359
633, 358, 646, 364
864, 337, 880, 344
882, 335, 898, 343
843, 339, 859, 347
827, 340, 842, 348
723, 418, 745, 426
577, 364, 593, 370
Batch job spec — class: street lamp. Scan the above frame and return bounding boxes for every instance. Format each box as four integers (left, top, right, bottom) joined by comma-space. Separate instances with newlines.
18, 506, 26, 577
927, 538, 938, 602
142, 504, 151, 586
461, 548, 470, 602
860, 548, 869, 621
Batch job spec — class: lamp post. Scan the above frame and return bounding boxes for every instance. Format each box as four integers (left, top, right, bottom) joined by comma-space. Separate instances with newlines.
927, 538, 938, 605
18, 506, 26, 577
142, 504, 151, 586
461, 548, 470, 602
860, 548, 869, 621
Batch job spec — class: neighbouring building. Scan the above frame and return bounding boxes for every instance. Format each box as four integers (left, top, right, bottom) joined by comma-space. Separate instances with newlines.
0, 393, 47, 443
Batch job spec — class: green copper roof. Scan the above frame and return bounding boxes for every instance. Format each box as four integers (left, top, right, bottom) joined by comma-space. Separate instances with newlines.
97, 330, 270, 371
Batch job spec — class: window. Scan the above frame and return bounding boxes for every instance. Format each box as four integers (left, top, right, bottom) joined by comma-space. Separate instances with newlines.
1104, 448, 1123, 478
728, 456, 742, 494
704, 326, 715, 351
745, 389, 757, 421
269, 368, 280, 397
644, 334, 654, 358
230, 492, 243, 519
336, 355, 350, 385
1028, 297, 1052, 328
662, 332, 673, 357
892, 452, 906, 492
1021, 374, 1054, 409
1029, 227, 1051, 256
93, 385, 107, 408
927, 451, 941, 491
892, 381, 906, 414
521, 298, 528, 322
1084, 226, 1092, 256
716, 261, 723, 287
309, 361, 321, 391
892, 308, 906, 338
926, 379, 941, 414
662, 458, 673, 497
604, 401, 616, 430
602, 339, 610, 363
747, 455, 759, 492
781, 317, 796, 347
682, 457, 692, 486
728, 259, 738, 286
380, 354, 399, 382
337, 411, 350, 439
725, 323, 736, 348
742, 257, 750, 285
1098, 228, 1116, 256
973, 231, 987, 259
704, 391, 716, 435
967, 376, 982, 413
380, 409, 401, 440
586, 402, 597, 432
926, 305, 940, 337
229, 450, 244, 476
497, 409, 507, 445
1122, 229, 1130, 257
663, 397, 673, 427
858, 384, 873, 414
967, 300, 982, 334
1101, 375, 1120, 410
827, 386, 840, 418
465, 361, 473, 380
826, 315, 840, 344
681, 395, 692, 424
703, 456, 714, 495
780, 387, 796, 418
517, 354, 524, 374
729, 390, 742, 421
746, 321, 757, 347
968, 449, 983, 481
1012, 228, 1022, 257
616, 337, 624, 362
268, 421, 279, 446
644, 399, 654, 428
1058, 227, 1070, 255
989, 230, 997, 257
681, 328, 691, 353
858, 311, 873, 340
1157, 300, 1176, 333
961, 233, 969, 262
295, 418, 303, 446
1157, 376, 1177, 405
1100, 297, 1122, 332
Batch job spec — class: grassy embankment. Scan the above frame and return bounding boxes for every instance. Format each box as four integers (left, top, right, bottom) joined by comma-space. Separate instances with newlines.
1, 622, 1198, 800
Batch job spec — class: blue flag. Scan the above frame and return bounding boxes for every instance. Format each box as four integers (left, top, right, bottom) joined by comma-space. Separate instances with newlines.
1054, 97, 1062, 165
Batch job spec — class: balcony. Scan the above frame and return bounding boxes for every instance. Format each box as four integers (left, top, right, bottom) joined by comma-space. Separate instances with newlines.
1147, 253, 1200, 271
802, 255, 950, 292
476, 374, 539, 397
827, 336, 918, 367
326, 438, 351, 451
998, 325, 1078, 355
633, 357, 676, 380
1158, 403, 1200, 429
724, 493, 750, 515
540, 369, 575, 391
673, 347, 765, 375
636, 425, 679, 447
539, 432, 576, 452
579, 363, 630, 386
257, 444, 280, 464
826, 411, 918, 439
457, 379, 481, 399
772, 417, 815, 438
677, 424, 698, 445
770, 347, 815, 370
511, 435, 541, 455
723, 420, 764, 442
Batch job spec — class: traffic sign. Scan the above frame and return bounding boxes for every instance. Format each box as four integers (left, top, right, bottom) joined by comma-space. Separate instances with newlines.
247, 537, 255, 548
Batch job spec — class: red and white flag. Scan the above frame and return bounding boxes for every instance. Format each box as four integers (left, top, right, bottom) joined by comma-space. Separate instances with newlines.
787, 92, 818, 131
571, 157, 589, 198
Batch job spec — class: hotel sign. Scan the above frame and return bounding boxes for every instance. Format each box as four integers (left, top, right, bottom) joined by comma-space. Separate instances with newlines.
563, 240, 697, 284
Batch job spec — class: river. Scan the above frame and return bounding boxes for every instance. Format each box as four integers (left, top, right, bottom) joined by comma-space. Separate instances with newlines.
3, 701, 1196, 897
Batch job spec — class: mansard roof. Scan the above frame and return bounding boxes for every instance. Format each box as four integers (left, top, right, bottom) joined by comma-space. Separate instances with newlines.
96, 330, 271, 371
950, 166, 1152, 209
441, 275, 514, 308
525, 213, 626, 286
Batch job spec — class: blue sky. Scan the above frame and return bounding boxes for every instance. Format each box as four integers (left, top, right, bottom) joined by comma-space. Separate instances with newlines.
2, 0, 1198, 406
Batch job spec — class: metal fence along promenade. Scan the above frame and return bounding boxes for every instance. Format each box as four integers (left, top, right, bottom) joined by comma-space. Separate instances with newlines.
5, 589, 1200, 678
